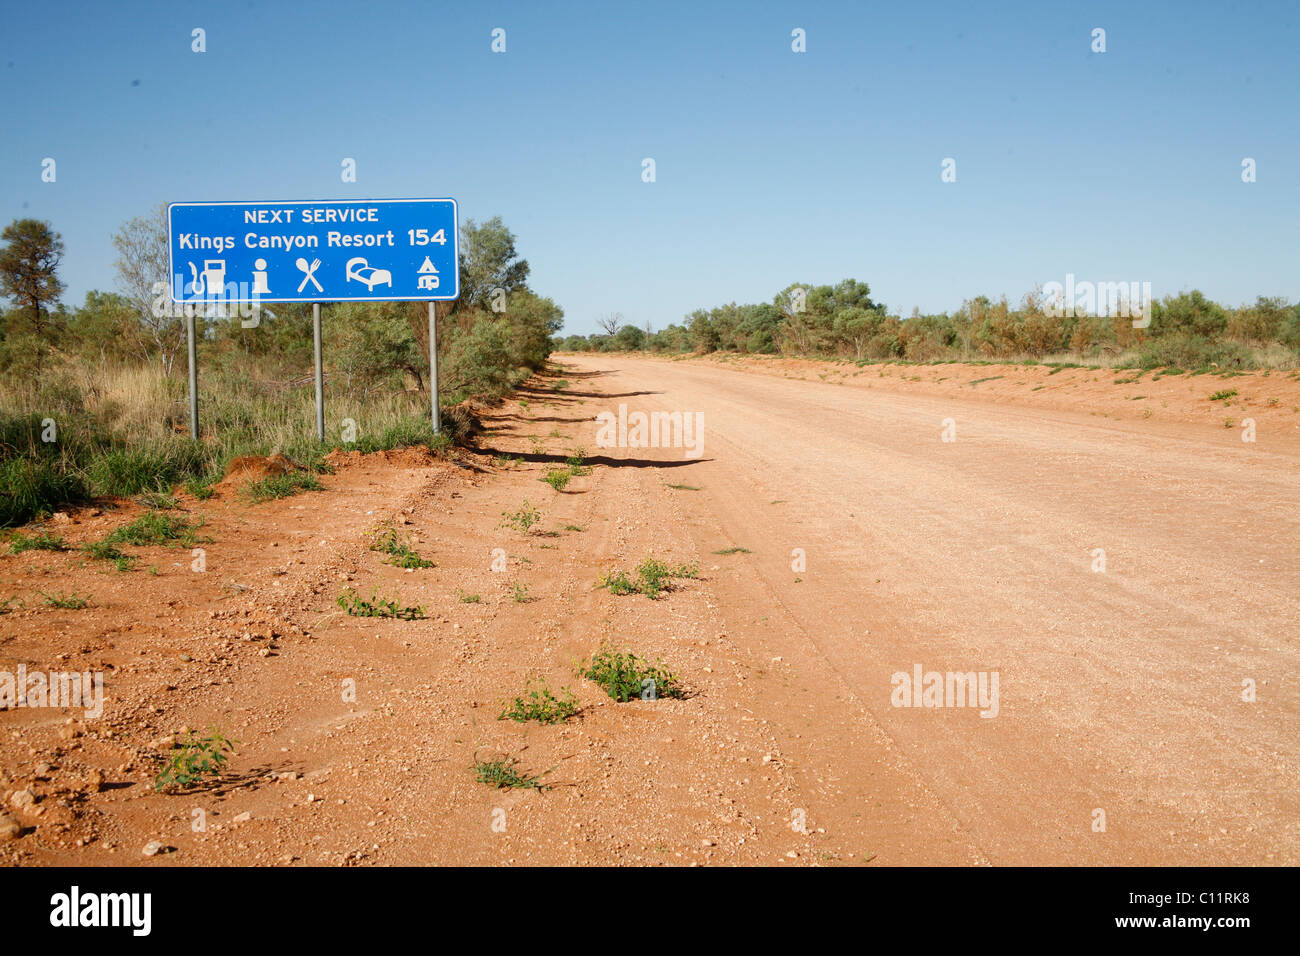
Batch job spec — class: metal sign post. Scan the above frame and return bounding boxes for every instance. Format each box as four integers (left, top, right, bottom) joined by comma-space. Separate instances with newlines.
428, 301, 439, 435
313, 303, 325, 441
186, 306, 199, 440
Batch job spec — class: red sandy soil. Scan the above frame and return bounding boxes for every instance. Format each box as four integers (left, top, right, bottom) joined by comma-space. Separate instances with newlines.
1, 354, 1295, 865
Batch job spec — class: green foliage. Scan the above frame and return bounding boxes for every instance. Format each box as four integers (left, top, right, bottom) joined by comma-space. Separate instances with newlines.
0, 212, 558, 530
7, 530, 67, 553
509, 580, 531, 603
137, 491, 179, 509
540, 467, 572, 490
104, 512, 201, 547
1209, 389, 1238, 402
81, 540, 135, 570
337, 587, 425, 620
0, 458, 88, 528
154, 727, 238, 791
370, 524, 435, 568
86, 443, 208, 497
39, 590, 90, 609
597, 556, 699, 599
713, 546, 751, 555
1136, 333, 1254, 372
557, 278, 1297, 370
579, 646, 683, 702
500, 500, 541, 534
0, 219, 65, 339
472, 754, 550, 790
499, 679, 579, 724
184, 475, 217, 500
240, 471, 324, 504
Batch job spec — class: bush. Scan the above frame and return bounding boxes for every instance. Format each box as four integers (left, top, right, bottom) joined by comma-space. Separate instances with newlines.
87, 443, 209, 497
0, 458, 88, 527
580, 646, 683, 701
1136, 333, 1256, 371
499, 679, 580, 724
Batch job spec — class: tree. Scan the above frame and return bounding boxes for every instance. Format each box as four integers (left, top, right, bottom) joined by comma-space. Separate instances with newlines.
456, 216, 531, 313
67, 290, 143, 364
0, 218, 64, 337
614, 324, 646, 350
112, 204, 186, 375
595, 312, 624, 337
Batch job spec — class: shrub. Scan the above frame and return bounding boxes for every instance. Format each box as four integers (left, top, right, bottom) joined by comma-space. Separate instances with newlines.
0, 459, 88, 528
154, 727, 238, 791
104, 512, 201, 547
241, 471, 324, 504
598, 556, 699, 599
499, 679, 579, 724
87, 443, 208, 497
7, 531, 67, 553
580, 646, 683, 701
336, 587, 425, 620
472, 755, 551, 790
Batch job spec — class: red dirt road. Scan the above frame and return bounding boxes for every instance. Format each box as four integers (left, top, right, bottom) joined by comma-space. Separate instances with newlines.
1, 354, 1295, 865
561, 353, 1300, 864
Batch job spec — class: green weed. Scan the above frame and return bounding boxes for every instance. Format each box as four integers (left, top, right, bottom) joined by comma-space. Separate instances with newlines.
580, 646, 683, 702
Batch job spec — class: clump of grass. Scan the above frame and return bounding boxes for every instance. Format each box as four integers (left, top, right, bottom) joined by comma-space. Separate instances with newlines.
565, 448, 591, 475
0, 458, 88, 528
81, 540, 135, 571
472, 754, 551, 791
500, 500, 541, 534
104, 512, 201, 548
0, 595, 24, 614
136, 491, 179, 510
370, 524, 435, 569
499, 679, 579, 724
540, 446, 593, 491
458, 590, 481, 604
184, 475, 218, 500
7, 531, 67, 554
336, 587, 425, 620
665, 483, 701, 491
1209, 389, 1238, 402
40, 590, 91, 609
563, 524, 584, 532
509, 581, 532, 603
713, 546, 751, 555
86, 444, 207, 499
154, 726, 238, 791
579, 646, 683, 702
241, 471, 324, 504
540, 468, 572, 491
598, 556, 698, 599
597, 568, 637, 596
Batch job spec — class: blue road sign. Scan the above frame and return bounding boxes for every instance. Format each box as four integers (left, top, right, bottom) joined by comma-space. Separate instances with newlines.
167, 198, 459, 303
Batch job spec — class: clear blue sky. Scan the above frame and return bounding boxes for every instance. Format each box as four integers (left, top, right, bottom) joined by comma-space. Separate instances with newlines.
2, 0, 1297, 334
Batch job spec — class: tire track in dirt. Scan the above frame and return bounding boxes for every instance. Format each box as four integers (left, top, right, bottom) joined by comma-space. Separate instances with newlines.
561, 353, 1299, 865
